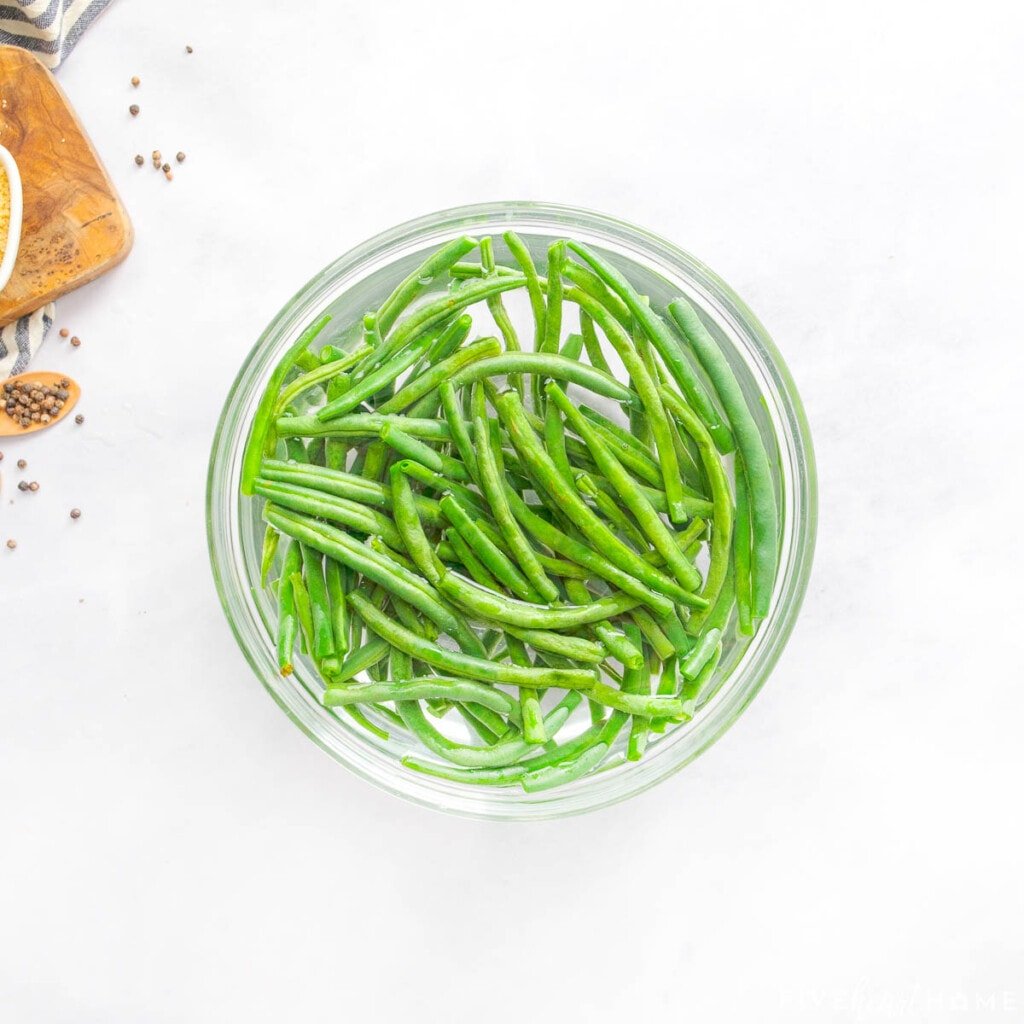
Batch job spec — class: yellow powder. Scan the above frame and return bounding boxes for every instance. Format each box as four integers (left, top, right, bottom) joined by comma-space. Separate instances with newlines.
0, 165, 9, 262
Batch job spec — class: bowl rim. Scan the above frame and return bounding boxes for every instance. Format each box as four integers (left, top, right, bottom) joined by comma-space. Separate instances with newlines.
0, 143, 23, 296
207, 200, 818, 820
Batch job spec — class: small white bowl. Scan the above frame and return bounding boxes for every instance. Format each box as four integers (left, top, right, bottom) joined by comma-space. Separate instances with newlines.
0, 142, 24, 296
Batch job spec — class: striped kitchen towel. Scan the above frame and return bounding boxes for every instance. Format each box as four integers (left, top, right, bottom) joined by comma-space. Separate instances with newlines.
0, 0, 112, 376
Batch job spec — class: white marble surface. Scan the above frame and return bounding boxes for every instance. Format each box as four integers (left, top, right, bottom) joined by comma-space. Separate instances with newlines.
2, 2, 1022, 1020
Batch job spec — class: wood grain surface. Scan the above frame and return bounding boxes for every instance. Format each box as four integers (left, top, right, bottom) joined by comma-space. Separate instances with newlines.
0, 45, 132, 326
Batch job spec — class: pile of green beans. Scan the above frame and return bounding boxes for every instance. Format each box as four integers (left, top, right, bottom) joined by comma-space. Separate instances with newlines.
241, 232, 779, 792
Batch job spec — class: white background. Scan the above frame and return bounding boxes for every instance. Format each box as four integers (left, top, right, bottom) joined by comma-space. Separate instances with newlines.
2, 1, 1022, 1021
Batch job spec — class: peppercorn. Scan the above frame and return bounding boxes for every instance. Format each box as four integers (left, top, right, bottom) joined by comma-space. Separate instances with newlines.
75, 414, 84, 425
131, 75, 140, 87
59, 328, 70, 338
152, 150, 162, 167
129, 104, 140, 116
18, 481, 28, 491
28, 481, 39, 492
164, 168, 173, 181
16, 459, 26, 469
71, 336, 81, 348
186, 45, 193, 53
134, 154, 144, 166
5, 539, 15, 550
176, 151, 186, 163
70, 508, 81, 520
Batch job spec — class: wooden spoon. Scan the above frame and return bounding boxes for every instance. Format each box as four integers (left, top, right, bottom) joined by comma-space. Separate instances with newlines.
0, 370, 80, 436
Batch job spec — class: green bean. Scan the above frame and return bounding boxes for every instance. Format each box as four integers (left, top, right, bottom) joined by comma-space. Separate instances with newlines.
547, 383, 702, 594
680, 627, 722, 679
575, 473, 647, 549
503, 487, 674, 616
439, 381, 480, 482
392, 595, 439, 640
629, 608, 675, 662
376, 337, 501, 415
275, 541, 302, 674
376, 235, 479, 336
324, 638, 390, 683
505, 634, 544, 744
534, 240, 565, 409
350, 593, 596, 690
266, 505, 482, 656
585, 680, 683, 718
316, 331, 433, 421
324, 676, 522, 721
289, 570, 315, 657
388, 464, 444, 584
495, 389, 703, 608
563, 579, 644, 669
577, 406, 664, 487
242, 314, 333, 495
324, 559, 349, 656
668, 297, 777, 619
260, 525, 280, 588
389, 456, 488, 518
680, 642, 723, 717
254, 479, 405, 550
521, 743, 610, 792
366, 273, 526, 378
658, 386, 734, 630
444, 529, 502, 591
480, 237, 521, 356
300, 545, 335, 659
560, 331, 584, 360
568, 243, 735, 452
438, 569, 640, 628
440, 494, 541, 602
579, 309, 610, 373
273, 346, 368, 417
561, 259, 632, 326
622, 624, 651, 761
563, 287, 687, 523
544, 400, 573, 484
503, 625, 606, 664
277, 412, 453, 442
397, 694, 577, 768
449, 352, 639, 408
379, 423, 471, 482
283, 436, 307, 463
503, 231, 547, 357
734, 462, 754, 635
473, 416, 560, 602
423, 313, 473, 367
260, 459, 443, 525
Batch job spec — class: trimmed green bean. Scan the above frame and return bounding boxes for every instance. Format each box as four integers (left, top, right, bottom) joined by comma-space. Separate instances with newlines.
668, 297, 777, 619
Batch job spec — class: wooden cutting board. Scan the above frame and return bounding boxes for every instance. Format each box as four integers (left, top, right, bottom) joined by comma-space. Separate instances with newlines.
0, 45, 132, 327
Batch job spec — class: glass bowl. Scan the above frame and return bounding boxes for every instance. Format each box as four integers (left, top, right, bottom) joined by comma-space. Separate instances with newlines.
207, 201, 817, 820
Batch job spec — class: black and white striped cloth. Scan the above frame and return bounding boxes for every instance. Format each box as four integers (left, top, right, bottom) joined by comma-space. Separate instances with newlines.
0, 0, 112, 376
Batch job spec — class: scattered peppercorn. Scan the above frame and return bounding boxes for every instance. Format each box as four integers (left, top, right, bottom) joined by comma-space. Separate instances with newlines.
28, 481, 39, 492
134, 154, 144, 166
17, 459, 26, 469
17, 481, 28, 491
131, 75, 140, 87
176, 151, 186, 163
129, 104, 140, 116
5, 539, 15, 550
59, 328, 70, 338
164, 168, 174, 181
152, 149, 162, 168
75, 414, 84, 425
71, 336, 81, 348
186, 45, 193, 53
70, 508, 81, 520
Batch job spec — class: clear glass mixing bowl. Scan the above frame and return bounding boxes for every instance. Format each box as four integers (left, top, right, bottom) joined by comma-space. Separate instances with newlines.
207, 201, 817, 820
